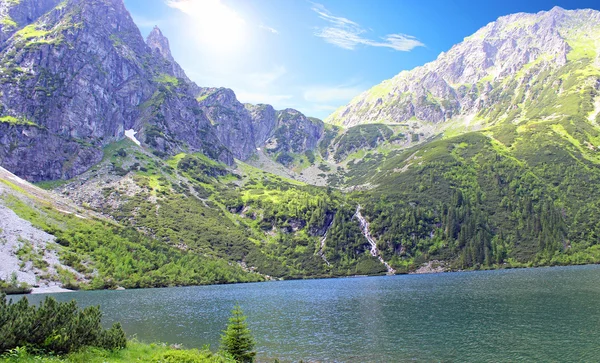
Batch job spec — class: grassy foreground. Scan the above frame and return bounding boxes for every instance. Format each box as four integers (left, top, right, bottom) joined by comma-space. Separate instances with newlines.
0, 341, 235, 363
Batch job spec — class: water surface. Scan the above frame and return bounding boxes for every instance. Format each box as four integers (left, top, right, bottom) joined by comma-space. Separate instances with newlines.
18, 265, 600, 362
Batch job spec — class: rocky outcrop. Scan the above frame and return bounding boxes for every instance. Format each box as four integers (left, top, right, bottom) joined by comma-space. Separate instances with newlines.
146, 25, 197, 91
266, 109, 324, 154
0, 0, 61, 44
197, 87, 259, 160
198, 87, 324, 160
246, 103, 276, 146
326, 7, 598, 128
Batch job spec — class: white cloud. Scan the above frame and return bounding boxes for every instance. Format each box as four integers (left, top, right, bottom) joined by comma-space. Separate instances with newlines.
311, 3, 424, 51
259, 23, 279, 34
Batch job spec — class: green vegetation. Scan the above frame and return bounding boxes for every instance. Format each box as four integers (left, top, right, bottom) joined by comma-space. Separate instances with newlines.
154, 74, 180, 90
0, 116, 37, 127
220, 305, 255, 363
15, 24, 49, 40
0, 298, 234, 363
0, 273, 31, 295
0, 342, 234, 363
2, 193, 263, 289
332, 124, 395, 162
0, 293, 126, 354
0, 16, 17, 29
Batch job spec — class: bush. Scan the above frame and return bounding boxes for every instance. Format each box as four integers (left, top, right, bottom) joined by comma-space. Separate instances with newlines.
0, 293, 127, 354
152, 349, 234, 363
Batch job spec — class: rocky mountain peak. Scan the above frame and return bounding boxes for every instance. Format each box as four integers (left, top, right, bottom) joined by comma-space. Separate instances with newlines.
146, 25, 189, 80
147, 25, 174, 62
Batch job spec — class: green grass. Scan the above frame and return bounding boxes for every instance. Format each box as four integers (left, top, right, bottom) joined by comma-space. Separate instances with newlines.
154, 74, 179, 86
566, 37, 599, 61
16, 25, 49, 40
34, 179, 71, 190
0, 341, 234, 363
0, 16, 17, 29
0, 116, 37, 127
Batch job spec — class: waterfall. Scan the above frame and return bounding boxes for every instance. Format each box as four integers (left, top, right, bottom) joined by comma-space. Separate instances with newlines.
353, 205, 396, 275
317, 219, 334, 266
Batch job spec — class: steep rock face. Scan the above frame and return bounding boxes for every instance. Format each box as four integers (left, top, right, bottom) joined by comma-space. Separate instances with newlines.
0, 0, 61, 44
197, 87, 258, 160
146, 25, 193, 85
326, 7, 599, 128
246, 103, 276, 146
0, 0, 230, 181
198, 87, 324, 160
266, 109, 324, 154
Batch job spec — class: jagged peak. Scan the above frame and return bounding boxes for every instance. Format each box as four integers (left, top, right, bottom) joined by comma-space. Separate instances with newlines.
146, 25, 173, 61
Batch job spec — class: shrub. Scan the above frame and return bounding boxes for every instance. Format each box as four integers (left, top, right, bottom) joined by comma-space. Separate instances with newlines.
0, 293, 127, 354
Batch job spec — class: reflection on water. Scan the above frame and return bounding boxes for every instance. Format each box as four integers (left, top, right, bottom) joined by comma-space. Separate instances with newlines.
19, 265, 600, 362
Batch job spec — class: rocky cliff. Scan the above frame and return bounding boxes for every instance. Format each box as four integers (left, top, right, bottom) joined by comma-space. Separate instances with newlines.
197, 87, 324, 161
0, 0, 322, 182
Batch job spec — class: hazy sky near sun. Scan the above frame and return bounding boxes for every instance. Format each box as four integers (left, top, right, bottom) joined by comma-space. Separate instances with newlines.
123, 0, 600, 119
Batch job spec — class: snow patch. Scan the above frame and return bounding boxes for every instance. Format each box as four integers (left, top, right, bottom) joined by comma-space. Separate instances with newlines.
125, 129, 141, 146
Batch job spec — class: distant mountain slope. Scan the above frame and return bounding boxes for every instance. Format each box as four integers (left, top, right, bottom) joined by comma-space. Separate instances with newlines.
326, 7, 600, 136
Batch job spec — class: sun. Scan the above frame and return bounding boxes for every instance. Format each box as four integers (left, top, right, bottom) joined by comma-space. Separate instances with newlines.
168, 0, 247, 53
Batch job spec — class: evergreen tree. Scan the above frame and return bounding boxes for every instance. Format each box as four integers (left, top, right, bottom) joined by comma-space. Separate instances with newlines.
220, 304, 256, 363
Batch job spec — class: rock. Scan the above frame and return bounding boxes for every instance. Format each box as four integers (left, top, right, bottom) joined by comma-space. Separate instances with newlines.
198, 88, 325, 160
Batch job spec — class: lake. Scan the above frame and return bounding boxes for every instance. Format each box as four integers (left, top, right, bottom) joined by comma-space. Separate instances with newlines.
16, 265, 600, 362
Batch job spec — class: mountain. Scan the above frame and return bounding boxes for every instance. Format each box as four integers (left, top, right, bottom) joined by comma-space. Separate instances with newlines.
326, 7, 600, 138
322, 6, 600, 272
3, 2, 600, 291
196, 87, 324, 161
0, 0, 320, 182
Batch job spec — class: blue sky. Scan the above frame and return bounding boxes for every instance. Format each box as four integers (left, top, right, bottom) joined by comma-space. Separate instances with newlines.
123, 0, 600, 119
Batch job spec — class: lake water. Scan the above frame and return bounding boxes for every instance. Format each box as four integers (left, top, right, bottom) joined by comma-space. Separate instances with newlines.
16, 265, 600, 362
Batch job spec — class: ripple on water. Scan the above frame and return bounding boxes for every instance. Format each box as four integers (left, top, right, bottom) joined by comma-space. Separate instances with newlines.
19, 265, 600, 362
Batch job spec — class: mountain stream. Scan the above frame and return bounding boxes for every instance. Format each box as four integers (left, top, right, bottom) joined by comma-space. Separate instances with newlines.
354, 205, 396, 274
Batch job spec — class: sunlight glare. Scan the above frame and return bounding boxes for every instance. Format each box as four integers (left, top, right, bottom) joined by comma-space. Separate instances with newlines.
167, 0, 247, 53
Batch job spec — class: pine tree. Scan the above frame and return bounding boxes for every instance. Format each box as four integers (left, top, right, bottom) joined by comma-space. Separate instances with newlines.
220, 304, 256, 363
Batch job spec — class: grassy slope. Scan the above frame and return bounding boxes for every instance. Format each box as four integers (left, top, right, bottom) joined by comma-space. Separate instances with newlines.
0, 342, 233, 363
0, 155, 264, 289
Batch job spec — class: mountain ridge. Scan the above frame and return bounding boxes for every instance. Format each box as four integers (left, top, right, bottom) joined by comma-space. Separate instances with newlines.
325, 6, 600, 135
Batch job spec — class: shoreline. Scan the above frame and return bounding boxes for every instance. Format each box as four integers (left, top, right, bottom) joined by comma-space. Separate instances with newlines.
30, 286, 77, 294
10, 262, 600, 296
